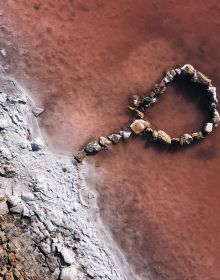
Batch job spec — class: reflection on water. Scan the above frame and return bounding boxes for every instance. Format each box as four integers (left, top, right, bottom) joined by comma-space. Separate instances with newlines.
1, 0, 220, 279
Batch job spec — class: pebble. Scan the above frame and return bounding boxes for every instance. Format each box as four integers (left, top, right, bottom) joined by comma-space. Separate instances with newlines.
84, 141, 102, 154
192, 132, 204, 140
46, 255, 59, 273
180, 134, 193, 145
208, 86, 218, 103
74, 150, 86, 162
39, 242, 51, 255
120, 130, 132, 140
108, 133, 122, 143
156, 130, 172, 144
60, 247, 76, 265
130, 119, 150, 134
32, 107, 44, 117
6, 196, 21, 208
142, 96, 157, 107
128, 106, 144, 119
153, 81, 166, 95
131, 95, 141, 107
60, 265, 78, 280
172, 137, 180, 144
31, 138, 44, 151
181, 64, 195, 76
196, 71, 211, 86
99, 136, 111, 149
203, 122, 213, 134
21, 192, 35, 202
212, 109, 220, 127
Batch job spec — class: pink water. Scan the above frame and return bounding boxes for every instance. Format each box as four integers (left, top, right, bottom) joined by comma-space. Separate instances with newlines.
1, 1, 220, 279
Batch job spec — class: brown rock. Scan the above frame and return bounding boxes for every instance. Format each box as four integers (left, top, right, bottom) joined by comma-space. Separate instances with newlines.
130, 95, 141, 107
84, 141, 102, 154
196, 71, 211, 86
74, 150, 86, 162
128, 107, 144, 119
180, 134, 193, 145
157, 130, 172, 144
181, 64, 195, 76
99, 136, 111, 149
153, 81, 166, 95
130, 120, 150, 134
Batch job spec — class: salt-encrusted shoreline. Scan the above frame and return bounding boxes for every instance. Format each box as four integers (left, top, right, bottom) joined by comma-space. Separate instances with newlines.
0, 75, 137, 280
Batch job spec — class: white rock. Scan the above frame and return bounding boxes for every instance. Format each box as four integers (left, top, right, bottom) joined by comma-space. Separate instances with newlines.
61, 247, 76, 265
203, 122, 213, 134
7, 195, 22, 207
60, 265, 78, 280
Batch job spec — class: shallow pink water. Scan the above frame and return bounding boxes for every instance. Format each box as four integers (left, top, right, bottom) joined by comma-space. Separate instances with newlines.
1, 1, 220, 279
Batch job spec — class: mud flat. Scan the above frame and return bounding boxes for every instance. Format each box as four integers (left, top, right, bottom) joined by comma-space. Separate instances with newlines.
0, 74, 135, 280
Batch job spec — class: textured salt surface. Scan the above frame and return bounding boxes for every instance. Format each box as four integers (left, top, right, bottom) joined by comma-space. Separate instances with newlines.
0, 75, 133, 279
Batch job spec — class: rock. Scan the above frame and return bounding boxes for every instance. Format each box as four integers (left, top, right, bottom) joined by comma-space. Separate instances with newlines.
60, 248, 76, 265
120, 130, 132, 140
0, 119, 8, 131
99, 136, 111, 149
203, 122, 213, 134
192, 132, 204, 140
153, 81, 166, 95
84, 141, 102, 154
156, 130, 172, 144
108, 134, 122, 143
0, 164, 16, 178
0, 200, 9, 215
31, 138, 44, 151
130, 95, 141, 107
208, 86, 218, 103
39, 242, 51, 255
180, 134, 193, 145
10, 203, 24, 214
142, 96, 157, 107
130, 119, 150, 134
44, 220, 55, 232
21, 192, 35, 202
212, 109, 220, 127
195, 71, 211, 86
128, 107, 144, 119
181, 64, 195, 76
60, 265, 78, 280
164, 71, 175, 83
74, 150, 86, 162
175, 68, 181, 75
1, 147, 12, 160
46, 255, 59, 272
32, 107, 44, 117
7, 196, 21, 208
172, 137, 180, 144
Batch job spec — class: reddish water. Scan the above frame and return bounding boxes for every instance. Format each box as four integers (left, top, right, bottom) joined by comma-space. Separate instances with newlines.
1, 1, 220, 279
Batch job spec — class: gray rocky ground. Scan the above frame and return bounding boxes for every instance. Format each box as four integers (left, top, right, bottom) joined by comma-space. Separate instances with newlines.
0, 74, 134, 280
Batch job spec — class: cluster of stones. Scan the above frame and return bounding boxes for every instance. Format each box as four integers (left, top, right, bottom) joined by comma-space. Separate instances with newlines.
75, 64, 219, 162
